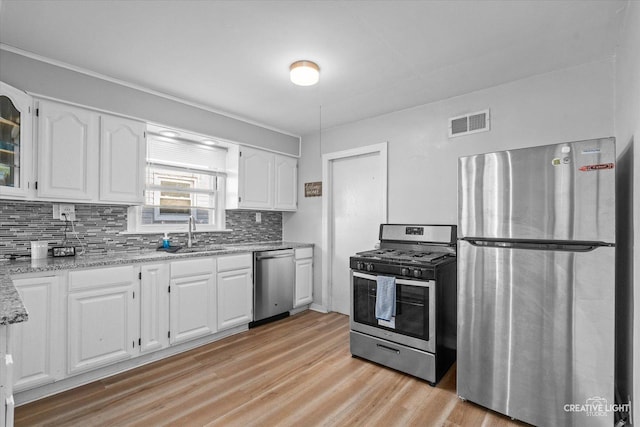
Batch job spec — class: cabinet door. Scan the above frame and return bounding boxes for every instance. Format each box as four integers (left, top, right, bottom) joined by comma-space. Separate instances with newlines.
68, 268, 138, 375
217, 268, 252, 330
238, 146, 274, 209
0, 325, 12, 427
0, 82, 32, 199
100, 115, 146, 203
274, 155, 297, 210
140, 264, 170, 354
11, 276, 62, 392
169, 273, 216, 344
37, 100, 98, 200
294, 257, 314, 307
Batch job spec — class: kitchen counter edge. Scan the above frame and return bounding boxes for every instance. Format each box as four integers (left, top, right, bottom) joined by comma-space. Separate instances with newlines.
0, 241, 313, 325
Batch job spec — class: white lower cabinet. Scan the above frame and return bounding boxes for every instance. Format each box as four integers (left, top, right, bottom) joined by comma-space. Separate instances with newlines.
169, 258, 217, 345
217, 254, 253, 331
67, 266, 139, 375
1, 325, 14, 427
294, 247, 313, 307
9, 251, 258, 403
140, 263, 170, 354
11, 276, 63, 392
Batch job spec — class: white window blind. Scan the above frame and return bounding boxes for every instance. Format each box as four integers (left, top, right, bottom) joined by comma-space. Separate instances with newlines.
137, 134, 227, 229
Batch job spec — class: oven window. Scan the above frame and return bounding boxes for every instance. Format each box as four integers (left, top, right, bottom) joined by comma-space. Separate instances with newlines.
353, 276, 430, 341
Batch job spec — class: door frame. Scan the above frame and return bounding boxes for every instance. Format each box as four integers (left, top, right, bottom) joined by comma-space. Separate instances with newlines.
321, 142, 388, 313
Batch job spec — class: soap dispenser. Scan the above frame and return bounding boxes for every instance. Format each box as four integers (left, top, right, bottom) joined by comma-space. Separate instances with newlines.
162, 233, 170, 249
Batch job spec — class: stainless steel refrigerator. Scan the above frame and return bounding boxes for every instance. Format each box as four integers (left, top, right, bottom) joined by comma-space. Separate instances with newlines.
457, 138, 616, 427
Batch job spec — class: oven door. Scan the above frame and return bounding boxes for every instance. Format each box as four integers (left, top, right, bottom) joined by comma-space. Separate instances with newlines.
350, 271, 436, 353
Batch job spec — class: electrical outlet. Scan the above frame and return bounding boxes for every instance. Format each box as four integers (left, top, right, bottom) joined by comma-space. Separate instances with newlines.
53, 203, 76, 221
256, 212, 262, 223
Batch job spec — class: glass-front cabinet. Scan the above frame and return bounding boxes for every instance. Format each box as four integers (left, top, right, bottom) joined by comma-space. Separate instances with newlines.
0, 82, 32, 198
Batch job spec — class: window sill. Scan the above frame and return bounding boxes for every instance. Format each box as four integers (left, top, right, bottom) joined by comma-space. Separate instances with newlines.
119, 229, 234, 235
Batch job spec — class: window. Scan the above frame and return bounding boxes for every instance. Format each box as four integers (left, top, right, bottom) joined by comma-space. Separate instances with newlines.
128, 131, 228, 233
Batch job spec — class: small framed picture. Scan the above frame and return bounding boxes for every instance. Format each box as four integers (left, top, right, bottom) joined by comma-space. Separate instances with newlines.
304, 182, 322, 197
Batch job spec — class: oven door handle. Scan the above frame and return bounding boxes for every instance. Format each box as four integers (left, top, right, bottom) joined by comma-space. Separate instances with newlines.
352, 272, 378, 281
352, 271, 434, 288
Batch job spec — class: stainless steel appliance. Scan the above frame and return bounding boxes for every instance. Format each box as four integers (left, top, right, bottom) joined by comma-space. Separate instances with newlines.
349, 224, 457, 385
251, 249, 294, 327
457, 137, 616, 426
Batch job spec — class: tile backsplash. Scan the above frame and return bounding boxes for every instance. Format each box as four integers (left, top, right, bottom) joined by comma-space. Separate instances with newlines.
0, 201, 282, 257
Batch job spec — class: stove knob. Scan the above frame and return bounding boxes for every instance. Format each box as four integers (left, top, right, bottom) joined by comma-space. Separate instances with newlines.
401, 268, 410, 276
366, 263, 375, 272
413, 269, 422, 278
356, 262, 365, 270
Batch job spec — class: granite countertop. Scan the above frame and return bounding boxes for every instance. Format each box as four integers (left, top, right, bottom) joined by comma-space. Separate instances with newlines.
0, 241, 313, 326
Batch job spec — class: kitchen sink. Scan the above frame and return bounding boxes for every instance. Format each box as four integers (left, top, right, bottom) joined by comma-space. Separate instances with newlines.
158, 245, 227, 254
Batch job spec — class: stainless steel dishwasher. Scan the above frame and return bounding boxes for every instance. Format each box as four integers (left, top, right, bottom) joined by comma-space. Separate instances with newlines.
251, 249, 295, 327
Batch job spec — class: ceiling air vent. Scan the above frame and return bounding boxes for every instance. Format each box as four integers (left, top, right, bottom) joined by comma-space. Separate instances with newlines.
449, 109, 490, 138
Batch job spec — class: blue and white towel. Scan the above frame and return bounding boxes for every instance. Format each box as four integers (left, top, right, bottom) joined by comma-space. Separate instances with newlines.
375, 275, 396, 321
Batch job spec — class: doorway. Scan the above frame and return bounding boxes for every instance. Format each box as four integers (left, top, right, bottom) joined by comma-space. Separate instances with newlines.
322, 143, 387, 315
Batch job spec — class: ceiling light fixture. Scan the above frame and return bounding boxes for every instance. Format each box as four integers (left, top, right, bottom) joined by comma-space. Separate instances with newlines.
290, 60, 320, 86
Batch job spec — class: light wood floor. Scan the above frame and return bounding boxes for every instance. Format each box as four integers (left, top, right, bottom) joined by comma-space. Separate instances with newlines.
16, 311, 526, 426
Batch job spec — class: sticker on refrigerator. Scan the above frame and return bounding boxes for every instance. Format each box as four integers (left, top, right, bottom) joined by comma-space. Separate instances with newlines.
581, 148, 602, 154
579, 163, 614, 172
551, 158, 561, 166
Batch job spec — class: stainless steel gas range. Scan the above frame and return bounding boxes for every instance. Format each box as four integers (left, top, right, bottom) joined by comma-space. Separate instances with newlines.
349, 224, 457, 385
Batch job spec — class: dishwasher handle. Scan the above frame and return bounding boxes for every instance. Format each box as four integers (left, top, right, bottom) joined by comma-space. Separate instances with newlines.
255, 249, 294, 260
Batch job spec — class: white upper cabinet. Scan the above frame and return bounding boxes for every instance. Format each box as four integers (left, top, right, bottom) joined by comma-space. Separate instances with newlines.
0, 82, 32, 199
36, 100, 99, 200
35, 99, 146, 204
238, 146, 274, 209
227, 145, 298, 211
274, 155, 297, 210
99, 115, 146, 203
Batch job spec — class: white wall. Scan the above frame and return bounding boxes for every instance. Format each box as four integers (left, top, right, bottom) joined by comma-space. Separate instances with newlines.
615, 0, 640, 421
284, 58, 615, 312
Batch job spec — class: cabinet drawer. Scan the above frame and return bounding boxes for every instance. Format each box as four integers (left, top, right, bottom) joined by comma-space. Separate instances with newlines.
69, 266, 136, 291
295, 247, 313, 260
171, 257, 215, 278
217, 253, 252, 272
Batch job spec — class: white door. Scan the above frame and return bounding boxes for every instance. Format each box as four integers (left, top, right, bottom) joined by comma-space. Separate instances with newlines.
325, 144, 387, 315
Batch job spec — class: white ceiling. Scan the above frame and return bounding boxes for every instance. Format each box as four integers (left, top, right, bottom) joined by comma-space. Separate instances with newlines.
0, 0, 627, 136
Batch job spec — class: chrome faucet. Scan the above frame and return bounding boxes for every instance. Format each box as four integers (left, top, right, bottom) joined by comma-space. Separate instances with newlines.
187, 215, 196, 248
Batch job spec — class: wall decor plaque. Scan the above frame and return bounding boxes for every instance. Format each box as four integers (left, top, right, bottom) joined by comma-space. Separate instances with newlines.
304, 182, 322, 197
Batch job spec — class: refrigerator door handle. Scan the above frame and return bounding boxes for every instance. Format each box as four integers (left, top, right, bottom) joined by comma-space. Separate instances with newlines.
460, 238, 611, 252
